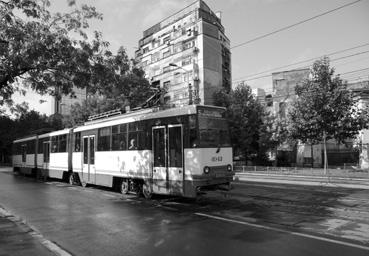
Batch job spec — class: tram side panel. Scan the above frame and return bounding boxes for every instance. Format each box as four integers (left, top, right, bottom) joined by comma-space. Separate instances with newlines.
48, 131, 71, 179
12, 138, 37, 175
91, 150, 151, 187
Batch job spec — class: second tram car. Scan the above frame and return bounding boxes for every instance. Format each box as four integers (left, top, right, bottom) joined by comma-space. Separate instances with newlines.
12, 105, 234, 198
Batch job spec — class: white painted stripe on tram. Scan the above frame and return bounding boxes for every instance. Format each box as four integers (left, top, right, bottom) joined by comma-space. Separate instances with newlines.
195, 212, 369, 251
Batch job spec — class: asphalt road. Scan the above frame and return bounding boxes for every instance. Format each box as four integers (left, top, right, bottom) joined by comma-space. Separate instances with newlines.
0, 167, 368, 256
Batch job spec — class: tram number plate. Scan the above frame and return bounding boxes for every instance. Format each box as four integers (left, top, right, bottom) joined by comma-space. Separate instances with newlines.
215, 174, 223, 178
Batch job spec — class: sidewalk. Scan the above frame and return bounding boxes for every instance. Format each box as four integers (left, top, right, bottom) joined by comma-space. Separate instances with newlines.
234, 171, 369, 189
0, 206, 69, 256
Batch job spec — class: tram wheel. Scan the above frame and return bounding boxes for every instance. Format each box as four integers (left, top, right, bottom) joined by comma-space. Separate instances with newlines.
142, 183, 152, 199
120, 180, 129, 194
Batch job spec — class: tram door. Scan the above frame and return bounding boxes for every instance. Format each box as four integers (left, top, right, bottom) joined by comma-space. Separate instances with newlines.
42, 141, 50, 169
152, 126, 167, 191
22, 144, 27, 165
152, 125, 184, 194
167, 125, 184, 194
21, 144, 27, 167
82, 135, 95, 184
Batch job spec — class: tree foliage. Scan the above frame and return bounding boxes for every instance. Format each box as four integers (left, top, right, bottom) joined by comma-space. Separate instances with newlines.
289, 57, 369, 144
1, 0, 152, 126
0, 106, 60, 163
214, 84, 272, 163
0, 0, 111, 105
65, 46, 152, 127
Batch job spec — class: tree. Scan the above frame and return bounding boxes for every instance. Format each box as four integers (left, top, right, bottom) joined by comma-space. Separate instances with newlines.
65, 47, 153, 127
288, 57, 369, 171
1, 0, 152, 125
214, 84, 269, 164
258, 114, 290, 166
0, 0, 107, 106
0, 106, 61, 163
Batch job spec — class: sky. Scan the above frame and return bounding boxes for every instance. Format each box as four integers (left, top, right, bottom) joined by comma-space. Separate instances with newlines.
13, 0, 369, 114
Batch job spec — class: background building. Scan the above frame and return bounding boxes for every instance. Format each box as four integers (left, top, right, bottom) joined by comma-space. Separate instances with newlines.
135, 0, 231, 107
53, 87, 87, 116
271, 69, 310, 118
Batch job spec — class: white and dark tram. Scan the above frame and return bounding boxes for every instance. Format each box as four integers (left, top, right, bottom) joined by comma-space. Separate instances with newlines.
12, 105, 234, 198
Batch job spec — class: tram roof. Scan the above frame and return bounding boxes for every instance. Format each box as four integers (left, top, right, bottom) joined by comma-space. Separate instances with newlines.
74, 105, 224, 132
13, 135, 38, 143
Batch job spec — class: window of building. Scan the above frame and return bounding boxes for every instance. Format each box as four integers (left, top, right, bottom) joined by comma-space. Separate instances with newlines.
173, 43, 182, 53
183, 40, 194, 50
163, 36, 170, 45
98, 127, 111, 151
163, 50, 171, 58
163, 66, 171, 73
182, 56, 192, 66
152, 52, 160, 62
142, 60, 148, 67
163, 81, 171, 90
143, 47, 149, 54
184, 71, 192, 82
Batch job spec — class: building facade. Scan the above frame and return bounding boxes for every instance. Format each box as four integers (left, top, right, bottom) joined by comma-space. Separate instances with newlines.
135, 0, 231, 107
53, 86, 87, 116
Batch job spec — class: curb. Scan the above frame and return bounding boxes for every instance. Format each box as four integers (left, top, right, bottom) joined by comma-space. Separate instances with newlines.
235, 173, 369, 189
0, 206, 72, 256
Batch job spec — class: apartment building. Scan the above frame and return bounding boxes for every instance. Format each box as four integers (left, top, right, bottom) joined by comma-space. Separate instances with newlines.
135, 0, 231, 106
53, 86, 87, 116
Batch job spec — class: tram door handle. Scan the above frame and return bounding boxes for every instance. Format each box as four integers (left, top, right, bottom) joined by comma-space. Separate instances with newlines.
178, 170, 182, 174
153, 169, 156, 173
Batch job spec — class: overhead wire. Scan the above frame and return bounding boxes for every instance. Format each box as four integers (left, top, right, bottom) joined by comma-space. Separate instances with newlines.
231, 0, 364, 50
232, 42, 369, 82
233, 51, 369, 84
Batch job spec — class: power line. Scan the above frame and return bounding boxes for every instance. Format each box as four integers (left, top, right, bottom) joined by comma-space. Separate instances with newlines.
233, 50, 369, 83
341, 67, 369, 75
231, 0, 364, 50
232, 42, 369, 82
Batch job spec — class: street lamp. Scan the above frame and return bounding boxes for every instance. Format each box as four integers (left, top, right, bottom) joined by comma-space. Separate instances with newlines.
169, 63, 193, 105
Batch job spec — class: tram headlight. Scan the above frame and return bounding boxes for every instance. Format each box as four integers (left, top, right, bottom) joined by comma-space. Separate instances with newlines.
227, 164, 233, 172
203, 166, 210, 174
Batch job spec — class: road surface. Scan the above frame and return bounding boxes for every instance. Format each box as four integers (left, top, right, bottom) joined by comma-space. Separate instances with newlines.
0, 167, 368, 256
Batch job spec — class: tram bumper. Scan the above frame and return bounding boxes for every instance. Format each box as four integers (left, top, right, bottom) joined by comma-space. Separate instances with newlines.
188, 173, 234, 196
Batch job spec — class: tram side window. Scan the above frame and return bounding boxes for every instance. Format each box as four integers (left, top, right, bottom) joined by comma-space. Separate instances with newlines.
27, 140, 35, 154
13, 143, 22, 155
98, 127, 111, 151
51, 136, 57, 153
74, 132, 81, 152
112, 124, 127, 151
128, 122, 144, 150
189, 115, 198, 147
58, 135, 67, 152
38, 139, 44, 154
169, 126, 183, 167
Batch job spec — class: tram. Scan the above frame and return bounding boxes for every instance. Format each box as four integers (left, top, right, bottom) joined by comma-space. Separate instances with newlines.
12, 105, 234, 198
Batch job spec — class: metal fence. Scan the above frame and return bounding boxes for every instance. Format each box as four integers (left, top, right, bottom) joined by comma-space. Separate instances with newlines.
234, 165, 369, 179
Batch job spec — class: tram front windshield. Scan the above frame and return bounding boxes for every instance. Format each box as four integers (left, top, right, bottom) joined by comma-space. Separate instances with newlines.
198, 116, 231, 148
